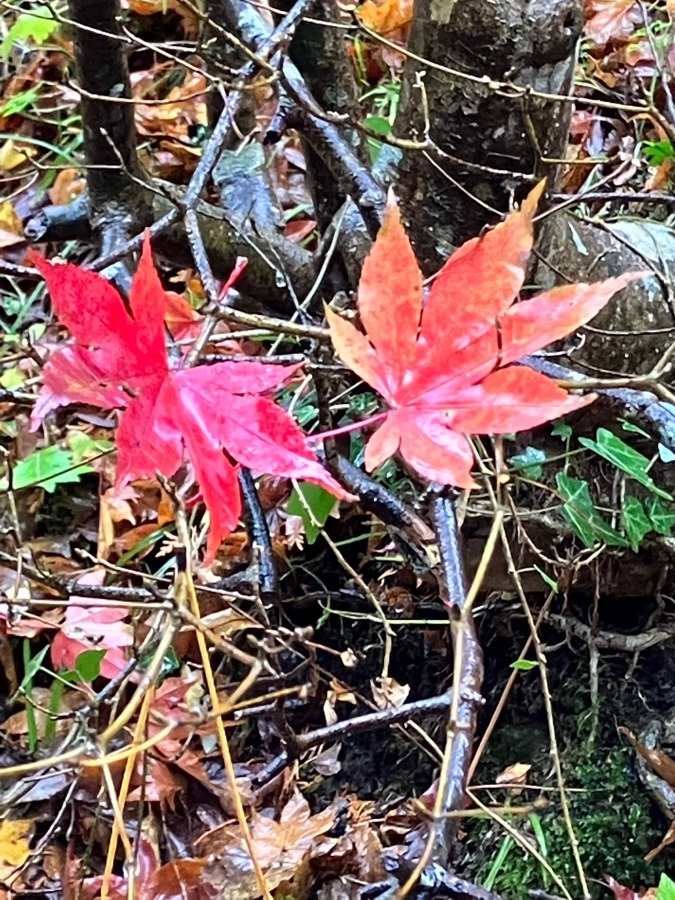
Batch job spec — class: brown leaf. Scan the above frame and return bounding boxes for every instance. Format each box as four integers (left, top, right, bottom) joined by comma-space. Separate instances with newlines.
620, 726, 675, 786
0, 818, 34, 884
495, 762, 531, 785
584, 0, 641, 48
371, 676, 409, 710
48, 168, 86, 205
124, 0, 200, 36
357, 0, 413, 35
201, 791, 340, 899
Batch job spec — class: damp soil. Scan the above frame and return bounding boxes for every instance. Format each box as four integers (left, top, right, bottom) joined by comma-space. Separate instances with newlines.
294, 582, 675, 899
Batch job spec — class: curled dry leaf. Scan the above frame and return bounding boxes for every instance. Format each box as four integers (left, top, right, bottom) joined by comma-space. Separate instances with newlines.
357, 0, 414, 35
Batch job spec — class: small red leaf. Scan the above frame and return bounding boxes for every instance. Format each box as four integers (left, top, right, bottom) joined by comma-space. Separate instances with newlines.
51, 573, 133, 680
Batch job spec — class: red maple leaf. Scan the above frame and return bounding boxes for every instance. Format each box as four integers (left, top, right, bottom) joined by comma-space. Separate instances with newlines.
326, 184, 642, 488
30, 237, 349, 562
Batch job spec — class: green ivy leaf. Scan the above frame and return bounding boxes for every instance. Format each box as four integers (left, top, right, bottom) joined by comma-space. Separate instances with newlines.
556, 472, 629, 549
620, 418, 651, 438
287, 482, 338, 544
508, 447, 546, 480
66, 430, 114, 463
2, 445, 94, 493
75, 649, 105, 683
551, 422, 573, 441
645, 497, 675, 536
621, 496, 652, 552
579, 427, 671, 500
643, 140, 675, 167
510, 659, 539, 671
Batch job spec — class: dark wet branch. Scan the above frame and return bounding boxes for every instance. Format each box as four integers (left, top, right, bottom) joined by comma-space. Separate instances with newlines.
218, 0, 385, 236
285, 90, 384, 240
523, 354, 675, 452
23, 195, 90, 243
28, 0, 319, 313
239, 468, 280, 609
25, 186, 315, 312
251, 692, 452, 787
429, 492, 484, 867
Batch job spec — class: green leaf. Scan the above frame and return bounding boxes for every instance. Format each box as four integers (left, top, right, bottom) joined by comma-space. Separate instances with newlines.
0, 6, 60, 59
137, 646, 180, 676
551, 422, 573, 441
657, 873, 675, 900
0, 366, 26, 389
510, 659, 539, 671
66, 430, 114, 463
645, 497, 675, 536
643, 139, 675, 166
287, 482, 338, 544
160, 647, 180, 677
0, 87, 40, 118
620, 418, 651, 438
621, 496, 652, 552
75, 649, 105, 683
363, 115, 393, 137
556, 472, 629, 548
533, 565, 558, 592
2, 445, 94, 493
19, 644, 49, 692
508, 447, 546, 480
579, 427, 671, 500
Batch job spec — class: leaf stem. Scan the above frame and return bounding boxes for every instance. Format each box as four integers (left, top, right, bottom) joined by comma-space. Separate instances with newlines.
309, 411, 387, 442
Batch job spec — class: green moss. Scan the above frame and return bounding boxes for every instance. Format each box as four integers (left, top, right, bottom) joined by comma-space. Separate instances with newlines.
468, 740, 664, 898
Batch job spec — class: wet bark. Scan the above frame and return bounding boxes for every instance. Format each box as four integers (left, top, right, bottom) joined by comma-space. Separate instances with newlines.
68, 0, 153, 244
393, 0, 583, 272
533, 213, 675, 376
287, 0, 367, 228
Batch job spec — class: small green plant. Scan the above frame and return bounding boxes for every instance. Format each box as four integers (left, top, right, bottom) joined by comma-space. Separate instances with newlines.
0, 4, 61, 59
473, 746, 663, 898
508, 424, 675, 553
14, 643, 104, 752
557, 427, 675, 551
45, 649, 105, 741
0, 433, 113, 494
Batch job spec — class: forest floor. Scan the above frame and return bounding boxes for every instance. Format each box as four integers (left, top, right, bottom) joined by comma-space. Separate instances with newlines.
1, 1, 675, 899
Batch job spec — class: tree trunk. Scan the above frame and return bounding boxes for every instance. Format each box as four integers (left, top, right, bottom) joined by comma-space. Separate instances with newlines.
68, 0, 153, 243
393, 0, 583, 272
